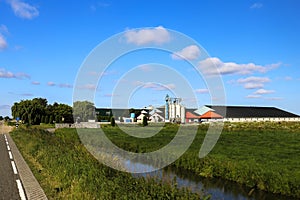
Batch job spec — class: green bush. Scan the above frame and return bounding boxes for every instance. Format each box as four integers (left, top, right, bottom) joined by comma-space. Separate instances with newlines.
110, 117, 115, 127
142, 115, 148, 126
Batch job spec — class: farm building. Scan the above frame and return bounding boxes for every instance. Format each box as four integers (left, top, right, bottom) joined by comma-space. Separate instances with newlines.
94, 95, 300, 123
205, 105, 300, 122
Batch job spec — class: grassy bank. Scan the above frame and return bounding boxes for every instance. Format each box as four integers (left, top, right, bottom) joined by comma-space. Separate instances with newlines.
96, 122, 300, 198
11, 127, 202, 199
11, 122, 300, 198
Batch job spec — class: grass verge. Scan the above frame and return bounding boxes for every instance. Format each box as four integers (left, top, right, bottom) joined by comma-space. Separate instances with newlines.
11, 127, 202, 199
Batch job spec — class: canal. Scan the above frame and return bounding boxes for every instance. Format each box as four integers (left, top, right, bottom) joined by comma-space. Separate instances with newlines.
125, 160, 298, 200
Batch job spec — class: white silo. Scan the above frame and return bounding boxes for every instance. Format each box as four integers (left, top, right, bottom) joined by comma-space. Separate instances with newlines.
181, 106, 186, 123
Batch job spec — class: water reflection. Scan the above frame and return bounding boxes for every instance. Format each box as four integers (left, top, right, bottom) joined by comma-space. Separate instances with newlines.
125, 160, 297, 200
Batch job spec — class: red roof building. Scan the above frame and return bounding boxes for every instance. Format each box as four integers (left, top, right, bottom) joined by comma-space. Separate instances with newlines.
200, 111, 223, 119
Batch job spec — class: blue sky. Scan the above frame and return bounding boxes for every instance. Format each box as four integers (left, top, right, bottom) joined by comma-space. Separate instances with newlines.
1, 0, 300, 117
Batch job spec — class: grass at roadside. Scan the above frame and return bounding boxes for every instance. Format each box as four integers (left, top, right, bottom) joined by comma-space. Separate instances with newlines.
11, 127, 202, 200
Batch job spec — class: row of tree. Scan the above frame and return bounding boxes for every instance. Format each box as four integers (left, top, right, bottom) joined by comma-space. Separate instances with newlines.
11, 98, 74, 125
10, 98, 150, 126
0, 116, 11, 121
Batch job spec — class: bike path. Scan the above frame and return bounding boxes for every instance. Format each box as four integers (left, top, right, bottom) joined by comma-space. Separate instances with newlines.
0, 132, 47, 200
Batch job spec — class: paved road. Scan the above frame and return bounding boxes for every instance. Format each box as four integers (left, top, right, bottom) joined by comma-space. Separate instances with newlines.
0, 133, 24, 200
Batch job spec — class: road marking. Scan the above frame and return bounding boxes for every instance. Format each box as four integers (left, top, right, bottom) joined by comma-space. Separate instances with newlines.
4, 134, 28, 200
16, 179, 27, 200
8, 151, 13, 160
11, 161, 18, 175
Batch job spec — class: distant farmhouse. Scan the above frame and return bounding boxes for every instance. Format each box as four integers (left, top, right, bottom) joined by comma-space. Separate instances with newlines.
95, 95, 300, 123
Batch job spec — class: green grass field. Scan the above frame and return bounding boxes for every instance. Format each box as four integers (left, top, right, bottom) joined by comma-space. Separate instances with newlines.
95, 122, 300, 198
11, 127, 202, 200
11, 121, 300, 198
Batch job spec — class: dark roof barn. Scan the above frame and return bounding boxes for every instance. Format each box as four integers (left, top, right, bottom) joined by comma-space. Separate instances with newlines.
206, 105, 299, 118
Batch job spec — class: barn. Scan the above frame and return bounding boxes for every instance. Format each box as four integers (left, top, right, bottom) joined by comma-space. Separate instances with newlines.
205, 105, 300, 122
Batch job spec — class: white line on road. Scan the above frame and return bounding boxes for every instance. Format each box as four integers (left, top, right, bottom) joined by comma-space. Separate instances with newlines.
8, 151, 13, 160
16, 179, 27, 200
11, 161, 18, 175
7, 145, 10, 151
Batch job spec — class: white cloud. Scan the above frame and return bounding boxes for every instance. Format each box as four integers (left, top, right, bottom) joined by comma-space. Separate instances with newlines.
31, 81, 40, 85
195, 88, 209, 94
7, 0, 39, 19
0, 69, 14, 78
265, 97, 283, 101
236, 76, 271, 89
254, 89, 275, 94
78, 84, 97, 90
15, 72, 30, 79
47, 82, 56, 86
250, 3, 263, 9
0, 35, 7, 50
46, 82, 73, 88
59, 83, 73, 88
237, 76, 271, 84
0, 68, 30, 79
88, 70, 118, 77
104, 93, 119, 97
124, 26, 171, 45
198, 57, 280, 75
172, 45, 201, 60
0, 25, 9, 35
284, 76, 293, 81
246, 94, 261, 99
244, 82, 264, 89
90, 2, 110, 11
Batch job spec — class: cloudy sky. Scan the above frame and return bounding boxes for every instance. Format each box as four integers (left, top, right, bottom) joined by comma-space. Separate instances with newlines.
1, 0, 300, 117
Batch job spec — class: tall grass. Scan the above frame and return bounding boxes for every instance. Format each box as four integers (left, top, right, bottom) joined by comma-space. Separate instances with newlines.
11, 127, 202, 199
99, 122, 300, 198
11, 121, 300, 198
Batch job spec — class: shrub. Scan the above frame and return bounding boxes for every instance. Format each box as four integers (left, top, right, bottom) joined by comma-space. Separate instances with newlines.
142, 116, 148, 126
110, 117, 116, 127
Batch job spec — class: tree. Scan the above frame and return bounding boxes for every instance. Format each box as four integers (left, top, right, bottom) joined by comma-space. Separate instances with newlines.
11, 98, 73, 125
49, 115, 53, 124
142, 115, 148, 126
11, 98, 47, 125
41, 115, 45, 123
55, 115, 60, 123
73, 101, 95, 122
0, 116, 3, 120
110, 117, 116, 127
44, 115, 49, 124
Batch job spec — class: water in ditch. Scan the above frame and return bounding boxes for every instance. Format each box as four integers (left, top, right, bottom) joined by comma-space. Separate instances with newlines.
125, 160, 298, 200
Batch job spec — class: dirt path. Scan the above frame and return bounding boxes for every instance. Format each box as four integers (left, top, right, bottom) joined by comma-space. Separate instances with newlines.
0, 121, 13, 133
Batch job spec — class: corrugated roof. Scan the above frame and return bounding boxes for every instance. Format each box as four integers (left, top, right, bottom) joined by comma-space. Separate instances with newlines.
206, 105, 300, 118
186, 111, 201, 119
194, 106, 214, 115
149, 108, 163, 115
200, 111, 223, 119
